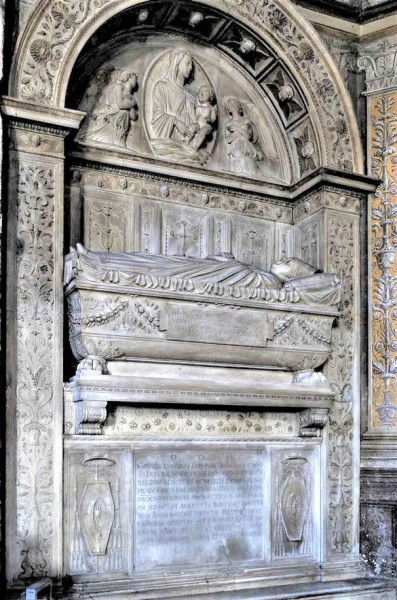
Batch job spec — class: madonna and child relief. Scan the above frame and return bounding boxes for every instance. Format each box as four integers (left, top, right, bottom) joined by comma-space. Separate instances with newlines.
77, 46, 288, 183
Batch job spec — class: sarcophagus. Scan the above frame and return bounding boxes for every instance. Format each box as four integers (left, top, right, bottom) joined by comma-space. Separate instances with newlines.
65, 244, 340, 372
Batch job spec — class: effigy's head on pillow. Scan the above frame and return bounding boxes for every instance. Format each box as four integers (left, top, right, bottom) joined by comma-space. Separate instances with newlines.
270, 258, 317, 282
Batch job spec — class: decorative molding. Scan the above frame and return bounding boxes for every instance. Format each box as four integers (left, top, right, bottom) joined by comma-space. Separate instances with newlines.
8, 125, 64, 157
103, 406, 299, 437
294, 0, 397, 25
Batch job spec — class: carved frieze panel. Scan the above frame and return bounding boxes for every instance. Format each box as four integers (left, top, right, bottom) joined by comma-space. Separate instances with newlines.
268, 312, 332, 351
80, 185, 279, 265
162, 207, 208, 257
275, 223, 294, 262
104, 407, 299, 437
10, 160, 60, 581
8, 123, 64, 157
64, 451, 130, 576
137, 201, 161, 254
293, 190, 361, 223
324, 212, 358, 557
73, 166, 294, 224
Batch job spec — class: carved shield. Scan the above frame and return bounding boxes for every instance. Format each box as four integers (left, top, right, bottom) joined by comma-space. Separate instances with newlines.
79, 481, 115, 555
280, 475, 309, 542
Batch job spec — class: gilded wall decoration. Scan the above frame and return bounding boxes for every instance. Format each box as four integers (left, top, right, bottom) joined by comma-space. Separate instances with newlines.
370, 94, 397, 429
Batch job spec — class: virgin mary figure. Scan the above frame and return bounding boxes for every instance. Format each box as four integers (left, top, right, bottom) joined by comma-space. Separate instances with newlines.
150, 49, 211, 163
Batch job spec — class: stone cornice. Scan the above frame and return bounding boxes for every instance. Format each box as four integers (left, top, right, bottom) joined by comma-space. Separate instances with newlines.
70, 151, 378, 204
1, 96, 85, 131
294, 0, 397, 25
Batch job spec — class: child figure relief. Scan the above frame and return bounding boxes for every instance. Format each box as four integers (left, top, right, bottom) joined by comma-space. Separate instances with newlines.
188, 85, 217, 151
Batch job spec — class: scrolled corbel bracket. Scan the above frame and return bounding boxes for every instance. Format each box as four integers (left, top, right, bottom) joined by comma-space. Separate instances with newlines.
64, 396, 108, 435
77, 400, 108, 434
64, 359, 109, 435
299, 407, 328, 438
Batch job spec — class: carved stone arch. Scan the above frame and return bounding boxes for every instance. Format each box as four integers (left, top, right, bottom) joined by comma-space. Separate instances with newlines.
10, 0, 363, 174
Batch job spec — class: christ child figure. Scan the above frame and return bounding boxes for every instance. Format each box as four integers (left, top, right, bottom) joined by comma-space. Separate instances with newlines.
188, 85, 217, 151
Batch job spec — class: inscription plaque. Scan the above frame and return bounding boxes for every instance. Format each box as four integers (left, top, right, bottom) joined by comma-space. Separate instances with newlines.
134, 449, 265, 570
165, 304, 269, 347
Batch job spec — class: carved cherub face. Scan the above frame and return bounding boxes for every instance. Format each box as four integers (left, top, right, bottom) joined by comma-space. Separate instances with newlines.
96, 63, 114, 82
278, 83, 294, 102
119, 70, 137, 89
225, 98, 244, 117
198, 85, 214, 104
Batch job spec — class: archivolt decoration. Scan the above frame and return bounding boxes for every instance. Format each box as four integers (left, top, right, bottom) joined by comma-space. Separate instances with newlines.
10, 0, 363, 174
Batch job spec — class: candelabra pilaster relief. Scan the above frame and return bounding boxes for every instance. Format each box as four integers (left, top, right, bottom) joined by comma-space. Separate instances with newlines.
2, 99, 83, 583
370, 95, 397, 429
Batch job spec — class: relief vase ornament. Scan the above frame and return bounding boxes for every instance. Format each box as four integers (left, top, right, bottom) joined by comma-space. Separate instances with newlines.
280, 458, 309, 542
79, 482, 115, 555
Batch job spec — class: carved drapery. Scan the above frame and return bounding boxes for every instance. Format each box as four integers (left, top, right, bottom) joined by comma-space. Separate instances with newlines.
10, 0, 363, 173
3, 101, 83, 584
